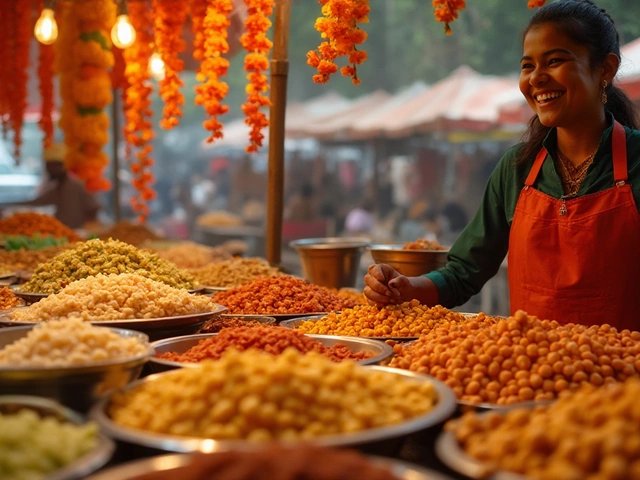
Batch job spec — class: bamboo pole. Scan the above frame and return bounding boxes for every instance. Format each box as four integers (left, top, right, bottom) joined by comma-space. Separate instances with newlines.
266, 0, 292, 266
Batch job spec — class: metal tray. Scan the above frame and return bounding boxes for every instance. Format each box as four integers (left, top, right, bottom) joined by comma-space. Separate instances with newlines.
436, 414, 534, 480
147, 333, 394, 372
13, 285, 203, 303
85, 452, 454, 480
0, 304, 228, 341
0, 395, 115, 480
219, 312, 332, 322
90, 366, 457, 452
280, 315, 419, 341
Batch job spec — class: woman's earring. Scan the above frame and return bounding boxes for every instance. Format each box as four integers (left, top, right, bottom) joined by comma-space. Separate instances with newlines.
602, 80, 608, 105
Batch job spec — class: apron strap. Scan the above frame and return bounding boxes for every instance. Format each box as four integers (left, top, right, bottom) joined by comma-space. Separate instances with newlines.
612, 120, 628, 184
525, 148, 547, 187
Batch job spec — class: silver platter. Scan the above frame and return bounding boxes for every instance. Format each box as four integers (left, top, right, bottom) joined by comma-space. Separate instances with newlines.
147, 333, 394, 373
90, 366, 457, 452
280, 315, 419, 341
86, 452, 454, 480
0, 395, 114, 479
436, 412, 535, 480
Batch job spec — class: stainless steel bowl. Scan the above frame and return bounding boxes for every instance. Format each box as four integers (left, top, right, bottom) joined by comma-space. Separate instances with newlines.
0, 325, 154, 413
0, 395, 115, 480
86, 451, 454, 480
280, 315, 419, 342
0, 303, 228, 341
147, 333, 394, 373
90, 366, 456, 453
368, 245, 449, 277
289, 237, 370, 289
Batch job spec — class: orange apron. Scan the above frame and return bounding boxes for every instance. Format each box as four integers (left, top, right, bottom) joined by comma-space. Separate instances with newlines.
508, 121, 640, 330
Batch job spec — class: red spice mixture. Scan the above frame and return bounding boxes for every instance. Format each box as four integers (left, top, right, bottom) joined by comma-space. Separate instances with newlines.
213, 275, 356, 314
158, 325, 372, 363
0, 286, 21, 310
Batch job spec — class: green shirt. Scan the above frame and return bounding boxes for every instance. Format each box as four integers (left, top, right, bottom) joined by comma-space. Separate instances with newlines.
426, 115, 640, 308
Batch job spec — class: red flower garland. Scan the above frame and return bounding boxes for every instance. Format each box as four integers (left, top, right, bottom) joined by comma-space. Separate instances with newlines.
124, 2, 156, 223
195, 0, 233, 143
11, 1, 31, 163
527, 0, 546, 7
241, 0, 274, 152
0, 6, 13, 139
154, 0, 187, 130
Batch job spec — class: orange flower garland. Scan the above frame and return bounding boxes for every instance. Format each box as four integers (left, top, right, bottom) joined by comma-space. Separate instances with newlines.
527, 0, 546, 7
432, 0, 466, 35
241, 0, 274, 152
38, 0, 55, 150
154, 0, 187, 130
55, 0, 115, 192
124, 2, 156, 223
0, 6, 13, 139
194, 0, 233, 143
10, 0, 31, 162
307, 0, 369, 85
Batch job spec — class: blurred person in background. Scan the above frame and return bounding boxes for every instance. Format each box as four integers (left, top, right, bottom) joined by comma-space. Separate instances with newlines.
0, 143, 100, 229
284, 183, 317, 221
344, 199, 375, 237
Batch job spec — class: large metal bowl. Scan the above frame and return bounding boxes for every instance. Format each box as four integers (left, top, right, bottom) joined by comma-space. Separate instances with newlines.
0, 325, 154, 413
368, 245, 449, 277
290, 237, 370, 289
0, 303, 228, 341
280, 315, 419, 342
147, 333, 394, 373
90, 366, 456, 453
0, 395, 115, 480
85, 451, 454, 480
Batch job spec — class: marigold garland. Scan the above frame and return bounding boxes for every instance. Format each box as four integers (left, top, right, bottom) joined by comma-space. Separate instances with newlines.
154, 0, 187, 130
124, 2, 156, 223
194, 0, 233, 143
241, 0, 274, 152
307, 0, 369, 85
527, 0, 546, 7
0, 6, 13, 140
38, 40, 55, 149
55, 0, 115, 192
10, 1, 31, 163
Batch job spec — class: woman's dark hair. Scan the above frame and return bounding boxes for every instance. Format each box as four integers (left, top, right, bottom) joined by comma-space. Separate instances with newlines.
517, 0, 639, 164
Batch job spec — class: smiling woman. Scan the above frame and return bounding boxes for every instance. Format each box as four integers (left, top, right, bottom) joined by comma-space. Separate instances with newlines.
364, 0, 640, 333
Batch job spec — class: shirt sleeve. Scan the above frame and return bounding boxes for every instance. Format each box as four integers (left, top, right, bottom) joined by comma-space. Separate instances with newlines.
425, 153, 512, 308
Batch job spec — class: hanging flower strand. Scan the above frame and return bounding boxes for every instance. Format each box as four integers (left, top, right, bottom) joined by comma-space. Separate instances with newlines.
38, 0, 55, 149
307, 0, 370, 85
124, 2, 156, 223
0, 6, 12, 139
432, 0, 466, 35
153, 0, 187, 130
241, 0, 274, 152
527, 0, 546, 7
195, 0, 233, 143
11, 0, 31, 163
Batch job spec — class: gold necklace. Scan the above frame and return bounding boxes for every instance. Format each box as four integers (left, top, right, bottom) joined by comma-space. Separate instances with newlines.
556, 147, 598, 196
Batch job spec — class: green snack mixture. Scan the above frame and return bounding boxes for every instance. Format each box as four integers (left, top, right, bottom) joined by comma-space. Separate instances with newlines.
0, 409, 98, 480
21, 238, 196, 293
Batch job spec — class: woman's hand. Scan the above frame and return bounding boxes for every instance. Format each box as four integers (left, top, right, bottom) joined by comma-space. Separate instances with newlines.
363, 263, 440, 308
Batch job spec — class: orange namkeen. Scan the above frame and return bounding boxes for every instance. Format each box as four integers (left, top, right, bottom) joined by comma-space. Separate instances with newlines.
194, 0, 233, 143
123, 3, 156, 223
307, 0, 369, 85
10, 1, 31, 162
55, 0, 116, 192
241, 0, 274, 152
154, 0, 187, 130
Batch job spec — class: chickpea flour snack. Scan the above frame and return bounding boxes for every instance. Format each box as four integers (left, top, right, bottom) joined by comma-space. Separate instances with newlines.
189, 257, 281, 288
11, 273, 215, 322
110, 348, 437, 440
21, 238, 195, 293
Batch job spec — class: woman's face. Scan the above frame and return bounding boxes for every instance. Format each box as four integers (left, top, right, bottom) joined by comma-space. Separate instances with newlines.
519, 23, 604, 128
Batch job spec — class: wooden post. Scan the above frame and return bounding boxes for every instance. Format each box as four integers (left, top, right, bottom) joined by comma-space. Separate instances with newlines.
111, 88, 121, 223
266, 0, 292, 266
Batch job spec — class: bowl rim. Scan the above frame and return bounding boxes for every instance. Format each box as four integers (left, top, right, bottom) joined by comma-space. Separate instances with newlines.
0, 325, 154, 374
289, 237, 371, 250
84, 451, 454, 480
90, 366, 457, 452
148, 332, 394, 369
368, 244, 450, 253
0, 395, 115, 480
